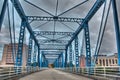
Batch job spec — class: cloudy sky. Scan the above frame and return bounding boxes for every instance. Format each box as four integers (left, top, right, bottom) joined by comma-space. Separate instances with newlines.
0, 0, 120, 60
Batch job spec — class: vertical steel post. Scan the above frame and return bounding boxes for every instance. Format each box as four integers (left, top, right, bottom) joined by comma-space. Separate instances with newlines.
65, 48, 68, 67
27, 35, 33, 72
69, 44, 73, 70
43, 56, 45, 67
0, 0, 8, 30
84, 22, 91, 67
33, 44, 37, 67
58, 58, 60, 68
62, 53, 64, 68
38, 46, 40, 67
40, 51, 43, 68
112, 0, 120, 66
16, 20, 26, 72
75, 36, 79, 71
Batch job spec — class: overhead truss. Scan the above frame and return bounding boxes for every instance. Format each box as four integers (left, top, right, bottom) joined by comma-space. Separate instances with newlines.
27, 16, 84, 23
38, 39, 69, 44
40, 44, 66, 50
34, 31, 74, 36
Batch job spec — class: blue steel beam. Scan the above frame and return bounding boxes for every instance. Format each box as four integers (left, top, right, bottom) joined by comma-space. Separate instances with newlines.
10, 0, 39, 47
43, 51, 62, 54
40, 48, 65, 50
75, 37, 79, 67
27, 36, 33, 66
27, 16, 83, 23
40, 44, 66, 50
16, 20, 25, 68
66, 0, 105, 48
65, 48, 68, 67
34, 31, 74, 36
0, 0, 8, 30
40, 51, 43, 67
33, 44, 37, 67
27, 36, 33, 72
38, 46, 40, 67
112, 0, 120, 66
69, 44, 73, 67
84, 22, 91, 67
38, 39, 69, 44
62, 52, 64, 68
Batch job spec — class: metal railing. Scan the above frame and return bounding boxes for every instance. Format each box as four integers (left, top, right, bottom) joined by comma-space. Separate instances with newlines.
0, 66, 42, 80
59, 66, 120, 80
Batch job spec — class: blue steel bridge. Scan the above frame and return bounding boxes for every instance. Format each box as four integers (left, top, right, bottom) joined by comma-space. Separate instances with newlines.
0, 0, 120, 80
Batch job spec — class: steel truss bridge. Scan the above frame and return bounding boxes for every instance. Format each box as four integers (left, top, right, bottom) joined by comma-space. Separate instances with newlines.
0, 0, 120, 77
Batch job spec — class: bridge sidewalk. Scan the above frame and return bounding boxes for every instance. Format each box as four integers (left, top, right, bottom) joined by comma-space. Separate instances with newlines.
19, 69, 93, 80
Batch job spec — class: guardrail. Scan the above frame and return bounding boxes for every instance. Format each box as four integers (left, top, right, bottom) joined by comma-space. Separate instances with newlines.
58, 66, 120, 80
0, 66, 42, 80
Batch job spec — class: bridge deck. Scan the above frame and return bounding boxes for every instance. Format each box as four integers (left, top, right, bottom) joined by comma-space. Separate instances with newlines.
19, 69, 93, 80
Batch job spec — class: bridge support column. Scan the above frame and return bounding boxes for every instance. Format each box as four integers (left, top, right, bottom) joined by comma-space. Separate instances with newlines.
112, 0, 120, 66
40, 51, 43, 68
15, 20, 26, 73
65, 48, 68, 68
33, 44, 37, 71
43, 56, 46, 67
27, 35, 33, 72
84, 22, 91, 67
62, 53, 64, 68
38, 46, 40, 68
84, 22, 91, 74
75, 36, 79, 72
69, 44, 73, 71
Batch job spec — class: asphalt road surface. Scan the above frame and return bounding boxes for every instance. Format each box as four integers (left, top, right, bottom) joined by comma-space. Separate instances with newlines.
19, 69, 93, 80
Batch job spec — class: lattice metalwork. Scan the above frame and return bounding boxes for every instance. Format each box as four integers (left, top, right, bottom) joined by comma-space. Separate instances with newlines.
75, 37, 79, 67
27, 36, 33, 66
16, 20, 26, 67
27, 16, 83, 23
34, 31, 74, 37
84, 22, 91, 67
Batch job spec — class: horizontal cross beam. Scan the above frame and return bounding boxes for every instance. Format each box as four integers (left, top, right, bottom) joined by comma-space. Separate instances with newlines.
27, 16, 84, 22
40, 44, 66, 50
40, 48, 65, 50
34, 31, 74, 36
38, 39, 69, 44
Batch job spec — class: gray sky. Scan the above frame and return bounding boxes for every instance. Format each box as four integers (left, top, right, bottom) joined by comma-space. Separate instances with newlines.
0, 0, 120, 60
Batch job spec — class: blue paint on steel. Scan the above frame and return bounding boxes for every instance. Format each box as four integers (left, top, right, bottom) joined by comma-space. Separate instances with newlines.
62, 53, 64, 68
66, 0, 105, 48
84, 22, 91, 67
65, 48, 68, 67
27, 36, 33, 72
27, 16, 83, 22
15, 21, 26, 73
0, 0, 8, 30
75, 37, 79, 67
10, 0, 39, 47
112, 0, 120, 66
69, 44, 72, 67
27, 36, 33, 66
37, 46, 40, 67
33, 44, 37, 67
40, 51, 43, 67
